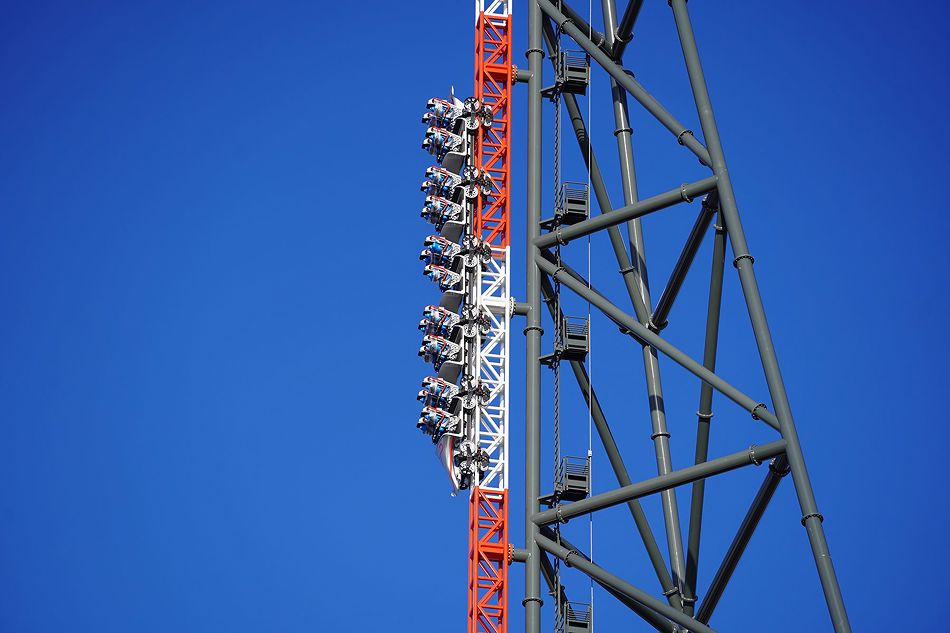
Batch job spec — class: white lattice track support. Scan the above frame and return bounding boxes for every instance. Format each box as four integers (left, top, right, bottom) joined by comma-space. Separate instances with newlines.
475, 248, 510, 491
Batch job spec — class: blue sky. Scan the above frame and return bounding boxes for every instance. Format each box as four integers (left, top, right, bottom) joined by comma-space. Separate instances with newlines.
1, 1, 948, 631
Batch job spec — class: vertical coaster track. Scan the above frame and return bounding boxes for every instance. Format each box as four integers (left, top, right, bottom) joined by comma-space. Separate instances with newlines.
413, 1, 851, 632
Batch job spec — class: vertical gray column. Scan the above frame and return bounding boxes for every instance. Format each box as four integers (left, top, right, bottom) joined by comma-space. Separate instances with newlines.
600, 0, 648, 294
524, 1, 544, 631
601, 0, 687, 600
669, 1, 851, 630
541, 273, 681, 610
683, 210, 726, 615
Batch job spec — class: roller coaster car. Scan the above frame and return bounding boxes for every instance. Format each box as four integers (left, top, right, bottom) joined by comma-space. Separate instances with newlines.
417, 376, 461, 409
419, 334, 461, 370
421, 195, 463, 230
423, 264, 463, 291
421, 166, 463, 198
423, 97, 463, 129
436, 434, 462, 494
417, 405, 461, 440
420, 235, 463, 267
422, 126, 464, 162
419, 304, 462, 337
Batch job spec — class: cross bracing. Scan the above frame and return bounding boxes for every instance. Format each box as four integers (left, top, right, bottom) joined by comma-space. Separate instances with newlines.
412, 1, 851, 631
517, 0, 851, 632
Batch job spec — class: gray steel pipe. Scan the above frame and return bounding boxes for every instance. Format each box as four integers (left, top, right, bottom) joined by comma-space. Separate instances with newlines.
536, 254, 782, 430
534, 439, 786, 525
540, 528, 678, 633
651, 193, 718, 330
534, 176, 718, 249
542, 18, 687, 592
513, 301, 531, 317
600, 0, 697, 599
683, 212, 727, 615
669, 2, 851, 630
524, 0, 545, 629
556, 0, 609, 52
538, 551, 568, 609
538, 0, 712, 166
540, 18, 650, 321
613, 0, 644, 58
535, 533, 718, 633
540, 273, 682, 608
696, 456, 790, 624
600, 0, 650, 306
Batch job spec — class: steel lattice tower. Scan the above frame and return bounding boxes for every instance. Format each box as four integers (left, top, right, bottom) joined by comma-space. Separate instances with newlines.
413, 1, 851, 632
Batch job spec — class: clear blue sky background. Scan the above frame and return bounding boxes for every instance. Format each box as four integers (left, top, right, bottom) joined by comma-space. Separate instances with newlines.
1, 1, 947, 631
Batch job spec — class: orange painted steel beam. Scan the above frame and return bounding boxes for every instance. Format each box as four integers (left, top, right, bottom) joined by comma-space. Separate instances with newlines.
474, 12, 512, 252
468, 488, 509, 633
470, 9, 511, 633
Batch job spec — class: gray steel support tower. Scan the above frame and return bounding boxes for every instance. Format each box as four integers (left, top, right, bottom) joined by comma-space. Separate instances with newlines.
517, 1, 851, 631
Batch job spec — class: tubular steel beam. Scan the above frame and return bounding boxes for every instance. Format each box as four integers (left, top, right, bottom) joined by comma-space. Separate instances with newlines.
669, 2, 852, 630
538, 551, 569, 608
697, 456, 790, 624
540, 528, 678, 633
535, 533, 718, 633
600, 0, 650, 304
556, 0, 609, 53
540, 273, 682, 609
539, 249, 605, 296
536, 254, 782, 430
613, 0, 644, 58
534, 440, 786, 525
524, 0, 545, 629
600, 1, 700, 596
651, 192, 718, 331
542, 18, 688, 593
683, 211, 727, 615
534, 176, 718, 249
540, 18, 649, 321
538, 0, 712, 166
553, 5, 687, 590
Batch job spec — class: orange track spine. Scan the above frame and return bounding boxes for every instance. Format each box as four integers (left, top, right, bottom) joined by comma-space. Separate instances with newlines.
474, 11, 512, 251
468, 488, 509, 633
469, 9, 512, 633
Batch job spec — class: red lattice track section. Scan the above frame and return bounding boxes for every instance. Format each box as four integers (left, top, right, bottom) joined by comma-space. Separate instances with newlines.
468, 488, 509, 633
469, 9, 511, 633
474, 12, 512, 252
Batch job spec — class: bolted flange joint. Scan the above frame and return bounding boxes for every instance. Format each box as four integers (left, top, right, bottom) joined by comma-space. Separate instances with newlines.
749, 444, 763, 466
769, 457, 791, 476
680, 183, 694, 203
563, 549, 579, 568
733, 253, 755, 268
